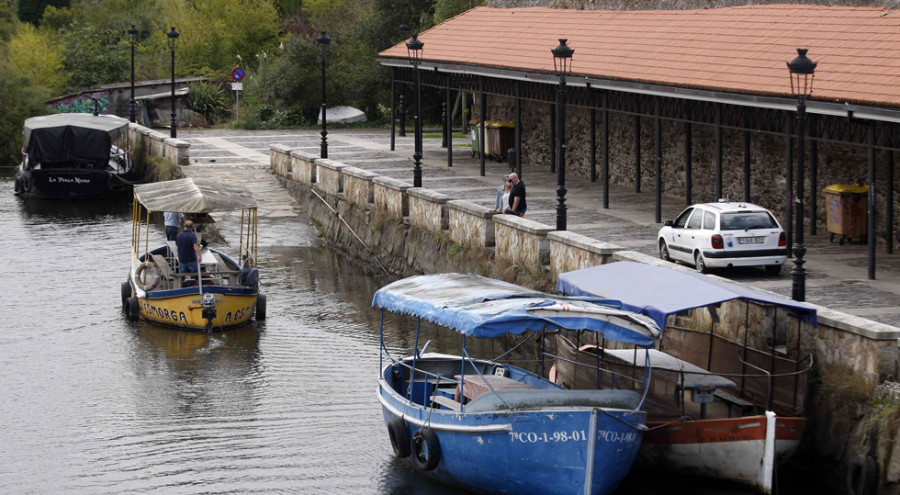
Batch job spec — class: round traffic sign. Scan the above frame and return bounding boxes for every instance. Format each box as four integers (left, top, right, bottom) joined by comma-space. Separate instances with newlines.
231, 67, 244, 81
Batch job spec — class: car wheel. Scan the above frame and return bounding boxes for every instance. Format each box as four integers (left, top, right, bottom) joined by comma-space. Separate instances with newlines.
765, 265, 782, 275
659, 241, 671, 262
694, 252, 708, 274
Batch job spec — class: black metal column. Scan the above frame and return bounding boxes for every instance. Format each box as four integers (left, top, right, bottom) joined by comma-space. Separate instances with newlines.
791, 99, 808, 302
515, 81, 522, 178
399, 94, 406, 137
129, 26, 136, 123
715, 104, 722, 200
634, 114, 641, 193
744, 130, 751, 202
319, 43, 328, 159
556, 74, 568, 231
602, 92, 609, 209
590, 106, 597, 182
810, 140, 818, 235
685, 122, 692, 205
413, 66, 422, 187
479, 79, 486, 176
446, 74, 452, 168
550, 103, 556, 173
888, 148, 894, 254
655, 97, 662, 224
785, 118, 794, 253
868, 122, 876, 280
170, 46, 176, 138
390, 68, 396, 151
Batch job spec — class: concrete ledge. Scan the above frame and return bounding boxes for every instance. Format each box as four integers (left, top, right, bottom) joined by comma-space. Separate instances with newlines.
374, 176, 412, 218
548, 231, 625, 277
448, 200, 497, 248
270, 144, 293, 178
408, 187, 450, 232
493, 214, 553, 265
315, 158, 346, 196
342, 166, 376, 209
290, 150, 318, 186
163, 138, 190, 166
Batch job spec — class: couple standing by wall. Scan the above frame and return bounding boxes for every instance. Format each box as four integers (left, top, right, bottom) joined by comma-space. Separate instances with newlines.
493, 173, 526, 216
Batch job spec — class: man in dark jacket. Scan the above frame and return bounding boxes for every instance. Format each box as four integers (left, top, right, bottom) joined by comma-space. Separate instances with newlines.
176, 220, 203, 274
507, 173, 527, 216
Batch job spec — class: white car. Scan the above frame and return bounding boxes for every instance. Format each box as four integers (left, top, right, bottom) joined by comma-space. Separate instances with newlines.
658, 202, 788, 274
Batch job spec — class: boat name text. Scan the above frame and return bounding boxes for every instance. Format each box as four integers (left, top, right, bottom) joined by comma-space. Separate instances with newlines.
509, 429, 637, 444
49, 176, 91, 184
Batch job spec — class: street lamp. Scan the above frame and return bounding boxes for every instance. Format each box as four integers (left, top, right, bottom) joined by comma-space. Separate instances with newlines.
316, 31, 330, 159
787, 47, 816, 302
167, 26, 179, 138
404, 30, 424, 187
128, 24, 138, 123
552, 38, 574, 231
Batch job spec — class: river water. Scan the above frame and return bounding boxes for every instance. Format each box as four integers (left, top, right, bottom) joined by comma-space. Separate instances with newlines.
0, 165, 807, 494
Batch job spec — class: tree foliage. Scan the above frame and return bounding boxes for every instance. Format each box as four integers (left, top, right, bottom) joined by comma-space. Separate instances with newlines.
0, 59, 52, 166
8, 22, 65, 91
57, 21, 128, 91
434, 0, 483, 24
16, 0, 70, 26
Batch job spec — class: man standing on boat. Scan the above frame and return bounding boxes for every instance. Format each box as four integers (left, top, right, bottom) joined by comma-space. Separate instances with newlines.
164, 211, 184, 241
176, 220, 202, 274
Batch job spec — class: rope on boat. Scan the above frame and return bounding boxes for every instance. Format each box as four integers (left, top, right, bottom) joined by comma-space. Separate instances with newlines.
309, 188, 388, 273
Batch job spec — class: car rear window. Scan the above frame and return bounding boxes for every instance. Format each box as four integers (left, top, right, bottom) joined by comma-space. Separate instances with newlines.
720, 211, 777, 230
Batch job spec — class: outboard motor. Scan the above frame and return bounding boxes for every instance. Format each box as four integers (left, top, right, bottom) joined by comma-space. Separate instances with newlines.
201, 292, 217, 325
239, 266, 259, 286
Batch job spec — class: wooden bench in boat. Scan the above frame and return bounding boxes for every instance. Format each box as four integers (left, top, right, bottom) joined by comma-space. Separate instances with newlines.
455, 374, 537, 401
431, 395, 462, 411
714, 389, 755, 416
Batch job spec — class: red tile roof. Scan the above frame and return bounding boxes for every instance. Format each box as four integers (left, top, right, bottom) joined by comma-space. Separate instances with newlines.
379, 5, 900, 108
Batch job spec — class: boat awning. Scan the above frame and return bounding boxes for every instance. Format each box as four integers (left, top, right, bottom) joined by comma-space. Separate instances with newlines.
373, 273, 660, 347
134, 178, 257, 213
556, 261, 817, 329
23, 114, 129, 165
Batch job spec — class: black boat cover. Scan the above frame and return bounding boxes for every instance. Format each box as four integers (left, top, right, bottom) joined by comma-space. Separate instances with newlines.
23, 114, 128, 168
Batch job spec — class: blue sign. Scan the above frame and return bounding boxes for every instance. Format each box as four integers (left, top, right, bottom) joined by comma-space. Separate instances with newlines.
231, 67, 244, 81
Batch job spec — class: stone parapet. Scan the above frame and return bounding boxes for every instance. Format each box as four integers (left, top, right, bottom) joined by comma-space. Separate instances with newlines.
148, 131, 168, 158
342, 166, 377, 209
373, 176, 412, 218
448, 200, 497, 248
270, 144, 293, 178
493, 214, 553, 265
290, 150, 318, 186
315, 158, 346, 196
164, 138, 190, 166
548, 231, 624, 277
127, 122, 190, 167
408, 188, 450, 232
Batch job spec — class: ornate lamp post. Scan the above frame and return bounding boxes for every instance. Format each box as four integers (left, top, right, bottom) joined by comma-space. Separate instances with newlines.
404, 31, 424, 187
167, 27, 179, 138
552, 38, 574, 231
128, 24, 138, 123
787, 48, 816, 301
316, 31, 330, 159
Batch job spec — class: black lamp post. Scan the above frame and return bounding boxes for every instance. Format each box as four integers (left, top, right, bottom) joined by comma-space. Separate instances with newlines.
316, 31, 330, 159
787, 48, 816, 302
128, 24, 138, 123
552, 38, 574, 231
167, 27, 179, 138
404, 31, 424, 187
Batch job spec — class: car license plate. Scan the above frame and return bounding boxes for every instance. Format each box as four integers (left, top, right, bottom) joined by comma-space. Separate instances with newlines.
739, 236, 765, 244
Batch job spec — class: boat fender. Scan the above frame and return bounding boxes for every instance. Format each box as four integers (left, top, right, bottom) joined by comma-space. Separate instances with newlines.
847, 454, 878, 495
124, 297, 140, 322
121, 281, 132, 306
134, 262, 161, 291
411, 427, 441, 471
23, 173, 33, 192
255, 294, 266, 321
387, 418, 411, 458
14, 176, 23, 194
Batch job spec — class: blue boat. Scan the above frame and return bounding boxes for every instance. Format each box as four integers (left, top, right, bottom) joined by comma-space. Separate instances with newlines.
373, 273, 661, 495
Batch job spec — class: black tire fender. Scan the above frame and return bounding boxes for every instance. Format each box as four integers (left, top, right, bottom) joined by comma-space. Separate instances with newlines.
124, 297, 140, 322
410, 427, 441, 471
134, 262, 160, 291
387, 417, 411, 458
846, 454, 878, 495
121, 281, 132, 306
255, 294, 267, 321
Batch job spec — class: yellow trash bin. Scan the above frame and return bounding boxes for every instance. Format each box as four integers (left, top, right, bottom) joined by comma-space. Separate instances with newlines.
824, 184, 868, 245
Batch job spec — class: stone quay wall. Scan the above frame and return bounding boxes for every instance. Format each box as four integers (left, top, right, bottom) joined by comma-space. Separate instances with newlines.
269, 145, 900, 488
127, 123, 190, 167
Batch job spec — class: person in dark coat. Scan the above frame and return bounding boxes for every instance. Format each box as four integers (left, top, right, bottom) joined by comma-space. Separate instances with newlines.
176, 220, 202, 274
507, 173, 526, 216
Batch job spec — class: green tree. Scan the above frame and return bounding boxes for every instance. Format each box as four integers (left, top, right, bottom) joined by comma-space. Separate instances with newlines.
0, 59, 52, 167
434, 0, 482, 24
8, 22, 66, 90
57, 21, 128, 91
16, 0, 69, 26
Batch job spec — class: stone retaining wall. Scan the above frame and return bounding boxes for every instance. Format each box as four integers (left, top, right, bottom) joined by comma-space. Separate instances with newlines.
549, 231, 623, 277
315, 159, 345, 196
408, 188, 450, 232
290, 150, 317, 186
342, 166, 377, 210
127, 123, 190, 166
448, 200, 497, 248
374, 176, 412, 219
493, 214, 553, 266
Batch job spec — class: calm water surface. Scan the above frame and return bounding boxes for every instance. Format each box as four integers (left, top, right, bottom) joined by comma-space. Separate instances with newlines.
0, 166, 788, 494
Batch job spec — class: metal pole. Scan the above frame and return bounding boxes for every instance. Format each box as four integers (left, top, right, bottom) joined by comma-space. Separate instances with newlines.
715, 104, 722, 199
320, 43, 328, 159
479, 80, 486, 176
791, 99, 808, 301
413, 66, 422, 187
129, 30, 136, 123
556, 74, 567, 231
170, 46, 176, 138
515, 81, 522, 178
390, 68, 396, 151
868, 122, 876, 280
398, 94, 406, 137
811, 139, 819, 235
785, 118, 794, 253
685, 122, 693, 205
655, 97, 662, 224
744, 129, 751, 202
634, 114, 641, 193
602, 91, 609, 209
446, 74, 452, 168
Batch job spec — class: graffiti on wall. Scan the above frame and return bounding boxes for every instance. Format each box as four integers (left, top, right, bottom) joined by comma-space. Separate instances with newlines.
51, 92, 111, 114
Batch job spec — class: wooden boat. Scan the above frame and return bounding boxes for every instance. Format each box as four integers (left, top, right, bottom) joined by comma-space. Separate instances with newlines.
554, 261, 816, 494
15, 113, 137, 199
374, 273, 661, 495
122, 178, 265, 331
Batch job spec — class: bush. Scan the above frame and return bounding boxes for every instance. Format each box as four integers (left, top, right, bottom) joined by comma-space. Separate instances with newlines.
187, 81, 230, 125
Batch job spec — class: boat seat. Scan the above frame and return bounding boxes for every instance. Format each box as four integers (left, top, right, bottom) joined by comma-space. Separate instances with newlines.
463, 389, 642, 413
713, 389, 755, 414
431, 395, 462, 411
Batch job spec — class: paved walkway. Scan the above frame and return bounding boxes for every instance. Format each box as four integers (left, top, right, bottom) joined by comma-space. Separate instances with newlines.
181, 128, 900, 329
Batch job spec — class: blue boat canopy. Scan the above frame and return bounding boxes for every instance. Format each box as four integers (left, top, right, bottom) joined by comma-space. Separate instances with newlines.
556, 261, 817, 329
373, 273, 660, 347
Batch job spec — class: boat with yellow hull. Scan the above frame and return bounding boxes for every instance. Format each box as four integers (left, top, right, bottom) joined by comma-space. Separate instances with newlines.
122, 178, 265, 332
